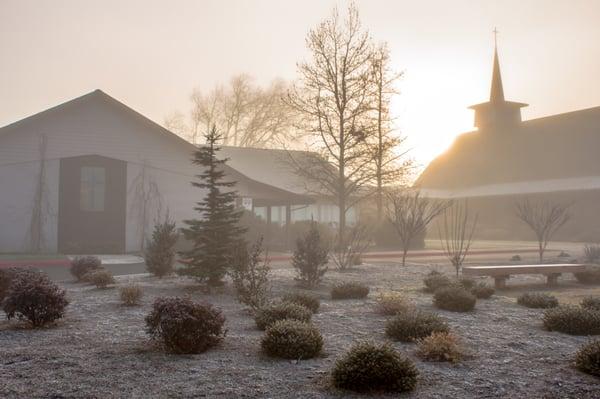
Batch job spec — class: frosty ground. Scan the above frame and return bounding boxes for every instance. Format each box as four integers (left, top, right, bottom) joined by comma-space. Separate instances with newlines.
1, 261, 599, 399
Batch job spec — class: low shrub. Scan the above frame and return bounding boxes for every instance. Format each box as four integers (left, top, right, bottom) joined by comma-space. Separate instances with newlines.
574, 339, 600, 377
70, 256, 102, 282
120, 284, 143, 306
581, 297, 600, 311
433, 285, 476, 312
230, 238, 271, 311
574, 266, 600, 285
2, 270, 69, 327
331, 282, 369, 300
471, 282, 495, 299
254, 302, 312, 330
416, 332, 464, 363
375, 292, 412, 316
458, 278, 475, 290
145, 297, 226, 354
331, 341, 418, 393
423, 270, 451, 293
89, 269, 116, 289
385, 309, 450, 342
281, 292, 320, 313
517, 292, 559, 309
511, 255, 522, 261
144, 218, 179, 278
261, 320, 323, 359
542, 305, 600, 335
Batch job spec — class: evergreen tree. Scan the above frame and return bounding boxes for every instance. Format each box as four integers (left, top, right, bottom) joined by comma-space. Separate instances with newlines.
292, 221, 329, 288
180, 125, 246, 285
144, 215, 179, 278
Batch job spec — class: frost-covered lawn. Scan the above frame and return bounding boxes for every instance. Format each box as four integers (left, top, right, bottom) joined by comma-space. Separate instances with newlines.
1, 262, 598, 398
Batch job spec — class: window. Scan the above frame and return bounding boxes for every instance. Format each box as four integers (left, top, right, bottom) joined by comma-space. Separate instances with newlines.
80, 166, 105, 211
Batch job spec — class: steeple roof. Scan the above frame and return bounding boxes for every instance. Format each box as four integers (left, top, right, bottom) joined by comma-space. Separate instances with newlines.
490, 46, 505, 103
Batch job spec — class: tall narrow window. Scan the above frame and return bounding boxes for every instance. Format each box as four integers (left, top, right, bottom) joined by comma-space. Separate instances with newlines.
80, 166, 105, 211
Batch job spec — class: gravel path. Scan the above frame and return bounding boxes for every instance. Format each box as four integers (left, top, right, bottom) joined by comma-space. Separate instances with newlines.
0, 262, 598, 398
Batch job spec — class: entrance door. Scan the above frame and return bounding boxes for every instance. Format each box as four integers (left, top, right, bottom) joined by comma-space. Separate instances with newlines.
58, 155, 126, 254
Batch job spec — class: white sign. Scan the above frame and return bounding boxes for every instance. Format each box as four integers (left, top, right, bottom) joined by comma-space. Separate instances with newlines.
242, 197, 253, 211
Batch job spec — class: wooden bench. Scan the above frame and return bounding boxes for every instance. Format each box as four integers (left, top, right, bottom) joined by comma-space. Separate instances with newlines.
462, 264, 588, 289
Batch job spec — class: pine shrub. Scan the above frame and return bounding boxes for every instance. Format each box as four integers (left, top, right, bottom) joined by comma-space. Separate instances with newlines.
416, 332, 464, 363
375, 292, 412, 315
89, 269, 116, 289
385, 309, 450, 342
254, 302, 312, 330
470, 282, 494, 299
2, 270, 68, 327
575, 339, 600, 377
423, 270, 451, 293
230, 238, 271, 311
331, 342, 418, 393
120, 284, 143, 306
292, 221, 329, 288
281, 292, 320, 313
581, 296, 600, 311
331, 282, 369, 300
574, 266, 600, 285
145, 297, 226, 354
433, 285, 476, 312
145, 218, 178, 278
70, 256, 102, 282
261, 320, 323, 359
517, 292, 559, 309
542, 305, 600, 335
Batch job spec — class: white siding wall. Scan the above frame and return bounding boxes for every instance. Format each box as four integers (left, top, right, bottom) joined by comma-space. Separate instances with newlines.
0, 159, 59, 252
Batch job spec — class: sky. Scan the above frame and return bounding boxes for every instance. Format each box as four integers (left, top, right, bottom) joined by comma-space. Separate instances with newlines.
1, 0, 600, 170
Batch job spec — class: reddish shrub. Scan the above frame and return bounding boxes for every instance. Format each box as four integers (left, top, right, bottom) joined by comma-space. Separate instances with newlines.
145, 297, 226, 354
2, 270, 69, 327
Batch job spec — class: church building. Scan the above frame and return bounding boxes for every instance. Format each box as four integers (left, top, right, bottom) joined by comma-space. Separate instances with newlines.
416, 44, 600, 242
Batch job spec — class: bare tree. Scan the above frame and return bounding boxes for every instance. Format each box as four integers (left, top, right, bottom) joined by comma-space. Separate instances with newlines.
286, 4, 375, 244
515, 199, 571, 263
369, 43, 411, 221
26, 134, 52, 252
128, 162, 163, 251
165, 75, 297, 148
331, 224, 372, 270
438, 201, 478, 277
386, 189, 450, 267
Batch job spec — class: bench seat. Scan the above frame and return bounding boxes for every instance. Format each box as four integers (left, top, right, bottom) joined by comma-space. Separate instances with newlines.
463, 264, 588, 289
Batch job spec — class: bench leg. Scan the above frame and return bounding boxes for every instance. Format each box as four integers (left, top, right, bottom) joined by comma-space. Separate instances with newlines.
494, 276, 508, 290
546, 273, 561, 287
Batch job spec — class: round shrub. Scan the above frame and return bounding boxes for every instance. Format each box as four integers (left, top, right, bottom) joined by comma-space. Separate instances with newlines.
581, 296, 600, 311
331, 282, 369, 300
145, 297, 226, 354
120, 284, 143, 306
458, 278, 475, 290
375, 292, 412, 316
574, 266, 600, 285
254, 302, 312, 330
282, 292, 320, 313
423, 270, 451, 293
70, 256, 102, 282
332, 342, 418, 393
89, 269, 116, 289
2, 270, 69, 327
416, 332, 464, 363
542, 305, 600, 335
433, 285, 476, 312
261, 320, 323, 359
471, 282, 495, 299
385, 309, 450, 342
517, 292, 559, 309
575, 339, 600, 377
